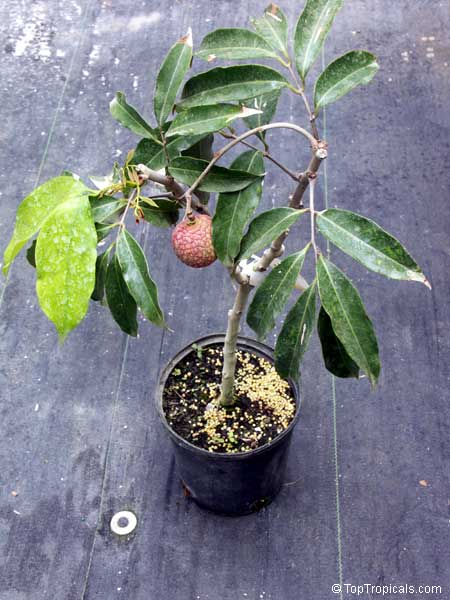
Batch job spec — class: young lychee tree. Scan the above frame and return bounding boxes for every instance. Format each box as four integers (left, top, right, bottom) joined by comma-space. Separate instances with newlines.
3, 1, 430, 409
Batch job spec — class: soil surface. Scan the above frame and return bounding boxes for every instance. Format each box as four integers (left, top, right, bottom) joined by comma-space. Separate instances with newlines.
162, 344, 296, 453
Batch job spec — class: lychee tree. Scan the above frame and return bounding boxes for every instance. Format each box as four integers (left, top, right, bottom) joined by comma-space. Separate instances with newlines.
3, 1, 429, 408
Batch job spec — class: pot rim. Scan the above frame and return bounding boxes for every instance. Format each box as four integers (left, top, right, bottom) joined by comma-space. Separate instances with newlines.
155, 333, 301, 461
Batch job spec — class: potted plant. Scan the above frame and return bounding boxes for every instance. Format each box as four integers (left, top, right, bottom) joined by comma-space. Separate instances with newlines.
3, 1, 430, 516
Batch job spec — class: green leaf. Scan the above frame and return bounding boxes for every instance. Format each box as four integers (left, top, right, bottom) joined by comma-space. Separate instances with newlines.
110, 92, 158, 140
247, 246, 310, 340
181, 134, 214, 205
177, 65, 289, 109
89, 196, 126, 223
91, 250, 110, 302
95, 223, 114, 243
238, 208, 306, 261
213, 150, 264, 267
317, 306, 359, 379
105, 254, 138, 336
26, 240, 36, 268
141, 198, 179, 228
196, 28, 280, 61
116, 229, 165, 328
316, 208, 429, 286
316, 255, 380, 387
167, 104, 261, 138
275, 282, 317, 379
133, 133, 207, 171
154, 29, 193, 126
242, 89, 281, 135
294, 0, 343, 81
132, 137, 164, 169
251, 3, 289, 59
3, 176, 89, 275
314, 51, 379, 111
167, 156, 262, 192
181, 133, 214, 162
35, 196, 97, 341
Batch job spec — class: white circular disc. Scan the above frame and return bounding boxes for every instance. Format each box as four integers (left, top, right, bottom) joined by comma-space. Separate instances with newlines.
110, 510, 137, 536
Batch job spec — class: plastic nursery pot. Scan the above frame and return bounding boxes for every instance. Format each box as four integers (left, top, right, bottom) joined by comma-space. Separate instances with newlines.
155, 334, 301, 516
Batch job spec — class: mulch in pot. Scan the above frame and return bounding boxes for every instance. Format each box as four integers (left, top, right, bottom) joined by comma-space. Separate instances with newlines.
162, 343, 296, 454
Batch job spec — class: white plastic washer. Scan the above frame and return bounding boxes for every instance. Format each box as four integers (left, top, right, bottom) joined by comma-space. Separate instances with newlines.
110, 510, 137, 536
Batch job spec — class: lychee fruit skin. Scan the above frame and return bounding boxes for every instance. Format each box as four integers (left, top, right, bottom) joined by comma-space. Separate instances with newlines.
171, 214, 217, 268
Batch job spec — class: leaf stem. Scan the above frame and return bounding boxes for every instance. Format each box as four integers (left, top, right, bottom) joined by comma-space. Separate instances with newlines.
286, 62, 320, 139
218, 130, 300, 181
116, 189, 138, 239
159, 127, 171, 165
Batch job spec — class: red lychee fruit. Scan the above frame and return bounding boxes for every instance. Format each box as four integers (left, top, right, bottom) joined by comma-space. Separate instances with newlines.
171, 214, 217, 268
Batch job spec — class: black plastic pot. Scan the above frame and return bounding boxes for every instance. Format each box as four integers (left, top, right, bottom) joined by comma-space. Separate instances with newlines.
155, 334, 301, 516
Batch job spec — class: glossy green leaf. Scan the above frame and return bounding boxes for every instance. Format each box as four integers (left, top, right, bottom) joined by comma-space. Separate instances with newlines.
95, 223, 114, 243
35, 196, 97, 341
251, 3, 289, 59
3, 176, 89, 275
317, 208, 429, 286
132, 137, 164, 169
213, 150, 264, 267
316, 255, 380, 387
181, 134, 214, 205
238, 208, 306, 261
89, 196, 126, 223
317, 306, 359, 379
314, 51, 379, 111
110, 92, 158, 140
275, 282, 317, 379
105, 254, 138, 336
116, 229, 165, 328
167, 104, 261, 138
154, 29, 193, 126
133, 133, 207, 171
26, 240, 36, 268
294, 0, 343, 81
181, 133, 214, 162
196, 28, 280, 61
91, 250, 110, 302
242, 89, 281, 135
167, 156, 261, 192
141, 198, 179, 228
177, 65, 289, 109
247, 246, 310, 340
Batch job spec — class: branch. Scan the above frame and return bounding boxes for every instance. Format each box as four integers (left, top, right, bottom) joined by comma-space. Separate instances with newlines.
251, 142, 328, 273
291, 141, 328, 208
219, 282, 253, 406
136, 164, 210, 215
253, 231, 289, 272
309, 177, 318, 259
218, 136, 326, 407
183, 122, 317, 198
